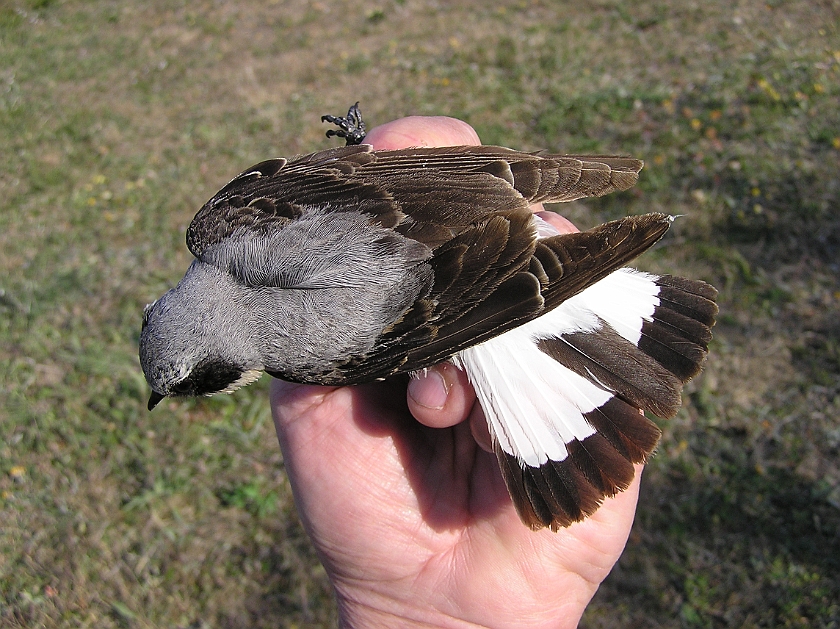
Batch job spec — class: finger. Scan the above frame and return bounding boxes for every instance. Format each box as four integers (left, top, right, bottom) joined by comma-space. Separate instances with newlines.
468, 403, 494, 453
407, 363, 476, 429
535, 209, 579, 234
568, 463, 644, 583
365, 115, 481, 149
269, 379, 341, 434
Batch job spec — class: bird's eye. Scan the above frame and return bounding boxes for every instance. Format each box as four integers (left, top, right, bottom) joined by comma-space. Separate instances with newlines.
172, 359, 244, 397
170, 380, 193, 395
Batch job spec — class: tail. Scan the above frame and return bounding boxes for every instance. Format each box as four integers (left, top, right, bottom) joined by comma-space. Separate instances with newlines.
454, 267, 718, 530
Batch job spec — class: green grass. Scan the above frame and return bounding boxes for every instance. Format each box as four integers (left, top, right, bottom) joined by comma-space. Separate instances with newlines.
1, 0, 839, 627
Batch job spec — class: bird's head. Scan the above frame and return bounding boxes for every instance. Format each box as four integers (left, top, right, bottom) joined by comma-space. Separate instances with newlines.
139, 264, 263, 410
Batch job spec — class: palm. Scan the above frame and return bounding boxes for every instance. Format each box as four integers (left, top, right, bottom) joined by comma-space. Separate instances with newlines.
271, 379, 640, 627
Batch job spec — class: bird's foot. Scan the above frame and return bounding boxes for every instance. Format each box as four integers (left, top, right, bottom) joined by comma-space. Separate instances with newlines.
321, 102, 367, 146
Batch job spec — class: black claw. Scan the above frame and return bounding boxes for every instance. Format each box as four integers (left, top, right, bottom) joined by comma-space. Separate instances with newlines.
321, 102, 367, 146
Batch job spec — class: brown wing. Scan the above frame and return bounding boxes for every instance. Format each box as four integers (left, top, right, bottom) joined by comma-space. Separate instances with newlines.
187, 144, 643, 257
187, 144, 654, 383
344, 213, 674, 382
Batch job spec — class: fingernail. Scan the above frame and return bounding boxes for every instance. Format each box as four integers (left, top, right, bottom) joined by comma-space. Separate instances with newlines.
408, 369, 450, 410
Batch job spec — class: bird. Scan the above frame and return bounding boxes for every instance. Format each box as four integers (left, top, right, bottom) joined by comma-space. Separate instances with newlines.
139, 105, 717, 531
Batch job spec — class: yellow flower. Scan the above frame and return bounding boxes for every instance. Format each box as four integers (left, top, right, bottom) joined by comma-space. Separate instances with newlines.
757, 78, 781, 101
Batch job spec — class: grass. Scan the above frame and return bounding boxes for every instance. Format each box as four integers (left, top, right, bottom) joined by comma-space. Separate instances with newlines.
1, 0, 839, 626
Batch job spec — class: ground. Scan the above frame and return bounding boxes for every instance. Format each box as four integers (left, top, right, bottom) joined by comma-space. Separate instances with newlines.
1, 0, 839, 627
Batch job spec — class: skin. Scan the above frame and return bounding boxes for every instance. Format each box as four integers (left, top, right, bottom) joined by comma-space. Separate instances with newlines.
270, 116, 643, 628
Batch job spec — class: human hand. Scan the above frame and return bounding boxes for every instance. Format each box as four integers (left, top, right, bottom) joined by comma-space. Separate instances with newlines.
270, 115, 642, 628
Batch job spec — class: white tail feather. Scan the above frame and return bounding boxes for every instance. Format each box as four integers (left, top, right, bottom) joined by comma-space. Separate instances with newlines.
452, 266, 663, 468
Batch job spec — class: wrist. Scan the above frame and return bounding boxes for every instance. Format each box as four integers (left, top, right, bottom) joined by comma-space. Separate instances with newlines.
334, 584, 589, 629
338, 604, 489, 629
336, 590, 474, 629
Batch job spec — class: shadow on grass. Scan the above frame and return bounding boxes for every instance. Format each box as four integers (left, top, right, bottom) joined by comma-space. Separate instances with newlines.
593, 441, 840, 627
